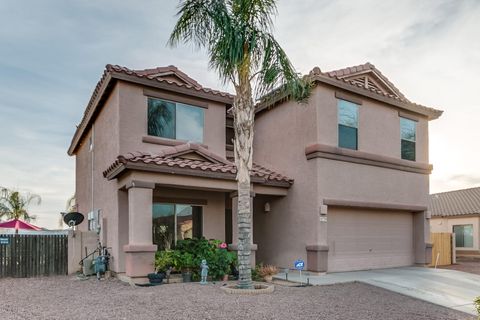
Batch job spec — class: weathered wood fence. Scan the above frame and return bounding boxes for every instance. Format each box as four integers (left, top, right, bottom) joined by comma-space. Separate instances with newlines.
0, 234, 68, 278
430, 232, 452, 266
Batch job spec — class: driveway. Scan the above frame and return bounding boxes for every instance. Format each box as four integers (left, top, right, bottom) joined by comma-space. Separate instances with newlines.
275, 267, 480, 315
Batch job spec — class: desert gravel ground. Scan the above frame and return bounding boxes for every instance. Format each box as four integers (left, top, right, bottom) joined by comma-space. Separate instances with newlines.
0, 276, 473, 320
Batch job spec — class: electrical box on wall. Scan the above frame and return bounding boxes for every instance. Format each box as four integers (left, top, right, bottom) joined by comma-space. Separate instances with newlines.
87, 209, 101, 233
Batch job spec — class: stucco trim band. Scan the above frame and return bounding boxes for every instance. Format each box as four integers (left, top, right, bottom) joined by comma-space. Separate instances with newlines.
143, 88, 209, 108
323, 198, 427, 212
142, 136, 209, 149
125, 180, 155, 190
305, 143, 432, 175
123, 244, 157, 252
306, 245, 329, 252
335, 91, 363, 105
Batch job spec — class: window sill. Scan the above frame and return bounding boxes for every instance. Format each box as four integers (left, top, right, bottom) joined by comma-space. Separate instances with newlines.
142, 136, 208, 149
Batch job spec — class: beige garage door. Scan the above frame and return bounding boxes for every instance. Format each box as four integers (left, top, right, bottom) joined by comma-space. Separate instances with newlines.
327, 208, 414, 272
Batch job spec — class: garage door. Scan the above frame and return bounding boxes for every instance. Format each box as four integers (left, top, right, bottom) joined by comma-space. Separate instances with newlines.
327, 208, 414, 272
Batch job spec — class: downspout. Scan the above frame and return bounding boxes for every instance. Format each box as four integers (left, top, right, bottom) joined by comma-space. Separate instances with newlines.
91, 124, 95, 214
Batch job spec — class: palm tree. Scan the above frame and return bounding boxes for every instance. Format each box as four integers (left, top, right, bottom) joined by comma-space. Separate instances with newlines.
0, 187, 41, 223
169, 0, 311, 289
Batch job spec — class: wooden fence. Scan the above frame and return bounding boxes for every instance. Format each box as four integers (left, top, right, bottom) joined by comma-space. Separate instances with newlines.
0, 234, 68, 278
430, 232, 452, 266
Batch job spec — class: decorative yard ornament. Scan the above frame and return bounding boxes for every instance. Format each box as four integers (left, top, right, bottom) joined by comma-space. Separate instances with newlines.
200, 259, 209, 284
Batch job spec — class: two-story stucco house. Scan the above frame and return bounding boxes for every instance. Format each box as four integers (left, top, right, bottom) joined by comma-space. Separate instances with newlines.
68, 62, 442, 282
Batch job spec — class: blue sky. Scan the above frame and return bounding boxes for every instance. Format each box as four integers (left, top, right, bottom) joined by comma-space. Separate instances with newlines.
0, 0, 479, 229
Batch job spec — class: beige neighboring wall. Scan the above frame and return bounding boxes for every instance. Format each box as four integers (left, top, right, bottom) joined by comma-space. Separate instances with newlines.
430, 216, 480, 251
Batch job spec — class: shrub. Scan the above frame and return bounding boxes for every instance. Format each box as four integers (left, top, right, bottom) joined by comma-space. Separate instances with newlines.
154, 250, 175, 273
474, 296, 480, 316
257, 264, 278, 277
156, 238, 237, 281
252, 264, 263, 281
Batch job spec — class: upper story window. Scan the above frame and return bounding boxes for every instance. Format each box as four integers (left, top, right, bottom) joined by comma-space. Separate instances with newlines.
400, 117, 416, 161
338, 99, 359, 150
147, 97, 204, 143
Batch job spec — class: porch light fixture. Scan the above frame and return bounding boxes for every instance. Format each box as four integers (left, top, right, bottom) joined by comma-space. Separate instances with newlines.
264, 202, 271, 213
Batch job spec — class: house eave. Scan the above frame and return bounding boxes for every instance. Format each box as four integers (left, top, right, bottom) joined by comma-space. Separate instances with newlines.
105, 162, 292, 188
255, 75, 443, 121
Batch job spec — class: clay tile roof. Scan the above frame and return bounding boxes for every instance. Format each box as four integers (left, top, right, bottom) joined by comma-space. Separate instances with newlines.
304, 62, 443, 120
106, 64, 234, 99
103, 143, 293, 186
324, 62, 407, 100
429, 187, 480, 217
68, 64, 234, 156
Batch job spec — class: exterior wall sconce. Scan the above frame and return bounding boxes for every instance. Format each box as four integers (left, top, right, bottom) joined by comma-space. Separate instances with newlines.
264, 202, 271, 213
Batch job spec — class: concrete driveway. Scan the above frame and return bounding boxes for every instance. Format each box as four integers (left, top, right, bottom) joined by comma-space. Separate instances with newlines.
275, 267, 480, 315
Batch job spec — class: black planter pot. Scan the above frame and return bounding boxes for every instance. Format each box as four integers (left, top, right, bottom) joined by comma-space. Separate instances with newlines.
182, 271, 192, 283
147, 272, 165, 285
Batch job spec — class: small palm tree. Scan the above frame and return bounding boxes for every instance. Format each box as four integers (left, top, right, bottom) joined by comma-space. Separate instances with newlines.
0, 187, 41, 222
169, 0, 311, 289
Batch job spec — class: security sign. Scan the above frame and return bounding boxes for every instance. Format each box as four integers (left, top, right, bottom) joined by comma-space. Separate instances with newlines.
294, 259, 305, 270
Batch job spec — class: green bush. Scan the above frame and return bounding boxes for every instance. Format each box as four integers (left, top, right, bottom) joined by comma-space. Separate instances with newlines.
155, 238, 236, 280
474, 296, 480, 316
154, 250, 175, 273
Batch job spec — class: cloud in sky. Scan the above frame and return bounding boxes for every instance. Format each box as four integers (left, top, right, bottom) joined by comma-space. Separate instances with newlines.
0, 0, 479, 228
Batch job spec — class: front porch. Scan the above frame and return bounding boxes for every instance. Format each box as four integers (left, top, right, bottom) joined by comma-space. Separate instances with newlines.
104, 144, 292, 283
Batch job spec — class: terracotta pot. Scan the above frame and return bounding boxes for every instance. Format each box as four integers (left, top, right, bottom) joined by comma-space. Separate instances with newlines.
264, 275, 273, 283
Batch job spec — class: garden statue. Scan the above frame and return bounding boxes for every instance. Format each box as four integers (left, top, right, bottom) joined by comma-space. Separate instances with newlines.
200, 259, 209, 284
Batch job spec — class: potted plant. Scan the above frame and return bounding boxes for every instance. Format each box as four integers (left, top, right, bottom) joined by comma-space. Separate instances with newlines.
257, 264, 278, 283
179, 252, 194, 283
150, 250, 174, 285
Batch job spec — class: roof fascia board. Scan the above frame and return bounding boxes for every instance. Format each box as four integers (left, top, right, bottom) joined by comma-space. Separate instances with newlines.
111, 72, 233, 104
67, 72, 113, 155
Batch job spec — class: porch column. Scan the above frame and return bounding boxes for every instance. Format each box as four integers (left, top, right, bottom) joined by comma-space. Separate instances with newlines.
228, 191, 257, 267
414, 210, 432, 265
123, 181, 157, 283
306, 204, 329, 272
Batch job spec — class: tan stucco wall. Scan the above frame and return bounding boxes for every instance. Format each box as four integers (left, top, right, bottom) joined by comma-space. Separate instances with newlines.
315, 86, 429, 163
74, 81, 230, 274
74, 84, 121, 271
117, 81, 226, 157
430, 216, 480, 251
253, 88, 320, 268
253, 84, 431, 270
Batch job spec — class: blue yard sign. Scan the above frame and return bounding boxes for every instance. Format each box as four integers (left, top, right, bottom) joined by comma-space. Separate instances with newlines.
0, 237, 9, 245
294, 259, 305, 270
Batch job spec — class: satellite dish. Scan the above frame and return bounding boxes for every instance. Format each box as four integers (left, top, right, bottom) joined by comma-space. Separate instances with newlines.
63, 212, 84, 227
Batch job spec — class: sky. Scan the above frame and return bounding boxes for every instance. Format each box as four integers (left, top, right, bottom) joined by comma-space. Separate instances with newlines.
0, 0, 479, 229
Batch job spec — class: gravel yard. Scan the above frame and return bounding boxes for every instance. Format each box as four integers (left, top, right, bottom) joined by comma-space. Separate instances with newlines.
0, 276, 473, 320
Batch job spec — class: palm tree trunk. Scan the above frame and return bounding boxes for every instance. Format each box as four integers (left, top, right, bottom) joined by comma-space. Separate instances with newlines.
233, 73, 255, 289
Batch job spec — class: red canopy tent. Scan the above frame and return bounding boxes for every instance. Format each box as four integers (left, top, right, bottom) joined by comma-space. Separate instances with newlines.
0, 219, 42, 232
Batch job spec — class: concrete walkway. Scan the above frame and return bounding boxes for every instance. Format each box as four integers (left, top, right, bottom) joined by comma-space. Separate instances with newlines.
274, 267, 480, 315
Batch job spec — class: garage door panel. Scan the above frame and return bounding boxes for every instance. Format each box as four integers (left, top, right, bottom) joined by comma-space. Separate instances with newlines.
328, 208, 414, 272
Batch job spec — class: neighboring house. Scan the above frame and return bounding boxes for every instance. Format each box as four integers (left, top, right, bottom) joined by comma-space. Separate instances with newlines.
430, 187, 480, 256
68, 62, 442, 282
